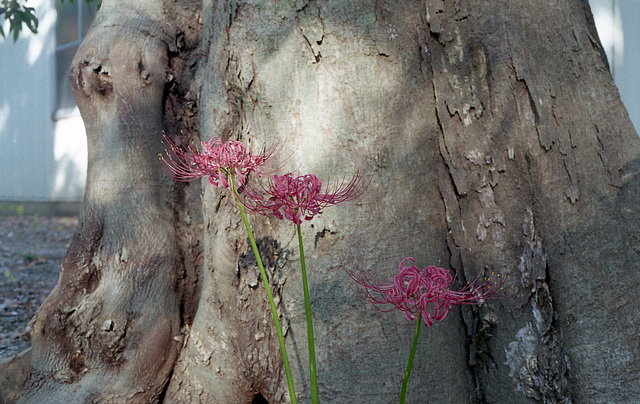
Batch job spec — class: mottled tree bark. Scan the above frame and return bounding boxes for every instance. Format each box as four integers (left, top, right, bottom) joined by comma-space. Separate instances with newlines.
3, 0, 202, 402
2, 0, 639, 403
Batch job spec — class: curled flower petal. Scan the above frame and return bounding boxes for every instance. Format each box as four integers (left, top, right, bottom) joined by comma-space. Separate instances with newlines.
159, 133, 277, 189
242, 171, 369, 224
345, 258, 506, 327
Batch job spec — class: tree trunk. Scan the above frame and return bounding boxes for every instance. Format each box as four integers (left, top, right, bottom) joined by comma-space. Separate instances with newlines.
4, 0, 202, 402
3, 0, 640, 403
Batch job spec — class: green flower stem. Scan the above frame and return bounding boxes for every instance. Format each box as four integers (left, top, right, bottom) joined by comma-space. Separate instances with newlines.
400, 314, 422, 404
230, 178, 297, 404
297, 224, 318, 404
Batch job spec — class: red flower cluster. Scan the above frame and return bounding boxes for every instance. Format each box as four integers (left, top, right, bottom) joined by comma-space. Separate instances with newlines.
160, 135, 367, 224
346, 258, 505, 327
241, 172, 368, 225
160, 134, 274, 189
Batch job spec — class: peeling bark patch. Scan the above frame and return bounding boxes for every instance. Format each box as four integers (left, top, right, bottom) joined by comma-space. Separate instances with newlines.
314, 227, 337, 248
507, 231, 572, 402
513, 69, 555, 151
475, 186, 506, 247
505, 323, 538, 389
238, 237, 287, 289
505, 323, 571, 403
98, 318, 129, 367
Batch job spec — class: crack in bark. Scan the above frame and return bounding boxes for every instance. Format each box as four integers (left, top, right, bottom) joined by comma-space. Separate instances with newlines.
295, 7, 324, 64
296, 16, 324, 63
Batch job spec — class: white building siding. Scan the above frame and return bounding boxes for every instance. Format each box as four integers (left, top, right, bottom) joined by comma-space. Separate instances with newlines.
591, 0, 640, 133
0, 0, 87, 204
52, 114, 87, 201
0, 0, 55, 202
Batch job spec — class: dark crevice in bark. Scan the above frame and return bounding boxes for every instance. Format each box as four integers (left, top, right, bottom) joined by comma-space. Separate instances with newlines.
296, 2, 324, 64
252, 392, 269, 403
169, 180, 203, 328
157, 362, 174, 403
162, 0, 204, 330
296, 16, 322, 63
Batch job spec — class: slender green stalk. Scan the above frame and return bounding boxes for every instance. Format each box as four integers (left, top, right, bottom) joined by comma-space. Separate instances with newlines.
400, 314, 422, 404
230, 177, 297, 404
297, 225, 318, 404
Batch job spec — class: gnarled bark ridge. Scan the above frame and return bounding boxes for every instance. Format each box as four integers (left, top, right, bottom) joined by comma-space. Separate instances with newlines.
11, 0, 202, 402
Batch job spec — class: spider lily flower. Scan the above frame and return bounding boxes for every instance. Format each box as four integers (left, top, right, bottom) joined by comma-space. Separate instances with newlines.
346, 257, 505, 327
160, 133, 276, 189
241, 171, 368, 225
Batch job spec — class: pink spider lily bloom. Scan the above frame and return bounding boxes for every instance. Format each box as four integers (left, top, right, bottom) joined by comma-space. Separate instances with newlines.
346, 258, 505, 327
242, 171, 368, 225
160, 133, 275, 189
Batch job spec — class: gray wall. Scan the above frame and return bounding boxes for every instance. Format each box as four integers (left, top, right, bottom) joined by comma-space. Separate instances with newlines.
0, 0, 86, 205
591, 0, 640, 134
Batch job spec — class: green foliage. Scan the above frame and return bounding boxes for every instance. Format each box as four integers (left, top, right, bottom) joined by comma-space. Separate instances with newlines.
3, 268, 16, 283
0, 204, 25, 216
0, 0, 39, 42
1, 0, 101, 42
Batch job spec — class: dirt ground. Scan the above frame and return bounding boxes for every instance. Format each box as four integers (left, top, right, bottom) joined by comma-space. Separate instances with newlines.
0, 216, 78, 361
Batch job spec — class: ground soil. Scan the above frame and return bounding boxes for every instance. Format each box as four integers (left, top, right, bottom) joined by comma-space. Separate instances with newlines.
0, 216, 77, 361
